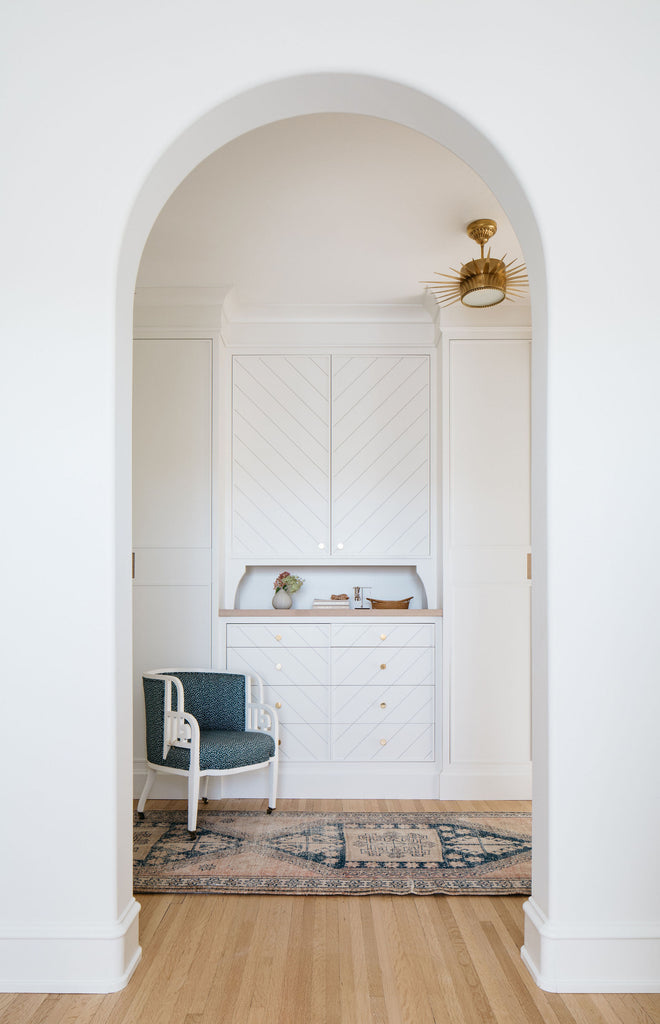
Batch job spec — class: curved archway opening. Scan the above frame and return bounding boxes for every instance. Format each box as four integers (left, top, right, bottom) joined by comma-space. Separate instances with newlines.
117, 70, 547, 962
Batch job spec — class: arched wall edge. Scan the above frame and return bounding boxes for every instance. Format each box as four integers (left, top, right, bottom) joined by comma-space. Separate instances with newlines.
115, 71, 549, 985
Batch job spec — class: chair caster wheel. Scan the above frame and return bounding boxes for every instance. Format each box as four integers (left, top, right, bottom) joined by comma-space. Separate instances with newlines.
137, 811, 145, 820
266, 806, 274, 814
188, 831, 197, 839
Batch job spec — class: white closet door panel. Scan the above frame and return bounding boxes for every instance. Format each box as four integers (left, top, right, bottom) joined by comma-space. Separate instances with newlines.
450, 584, 531, 765
232, 355, 330, 556
332, 355, 430, 557
332, 723, 434, 762
451, 547, 530, 585
133, 338, 212, 549
227, 622, 330, 648
260, 684, 329, 725
133, 585, 212, 757
332, 623, 434, 648
333, 684, 434, 725
133, 548, 211, 586
279, 723, 331, 762
450, 340, 530, 548
332, 646, 434, 688
227, 645, 329, 686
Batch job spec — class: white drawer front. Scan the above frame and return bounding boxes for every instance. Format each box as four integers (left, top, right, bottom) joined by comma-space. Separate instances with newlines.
279, 723, 330, 762
331, 623, 434, 648
332, 723, 434, 762
227, 623, 330, 648
227, 646, 329, 686
332, 645, 434, 688
332, 685, 434, 725
263, 684, 329, 725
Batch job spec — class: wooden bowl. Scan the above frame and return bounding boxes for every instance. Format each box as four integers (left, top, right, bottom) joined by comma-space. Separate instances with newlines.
367, 597, 413, 609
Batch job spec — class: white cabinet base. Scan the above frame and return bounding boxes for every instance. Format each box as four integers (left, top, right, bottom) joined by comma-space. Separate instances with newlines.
438, 762, 532, 800
133, 759, 441, 800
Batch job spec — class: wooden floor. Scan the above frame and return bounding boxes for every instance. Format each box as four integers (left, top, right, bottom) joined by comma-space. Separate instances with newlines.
2, 800, 658, 1024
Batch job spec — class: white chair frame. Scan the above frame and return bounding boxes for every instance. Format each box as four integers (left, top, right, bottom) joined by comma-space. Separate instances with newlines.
137, 668, 279, 835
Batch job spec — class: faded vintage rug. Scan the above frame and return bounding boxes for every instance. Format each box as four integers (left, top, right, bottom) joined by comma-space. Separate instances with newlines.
134, 809, 531, 895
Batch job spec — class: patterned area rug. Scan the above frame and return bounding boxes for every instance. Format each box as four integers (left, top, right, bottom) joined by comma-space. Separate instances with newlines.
134, 809, 531, 895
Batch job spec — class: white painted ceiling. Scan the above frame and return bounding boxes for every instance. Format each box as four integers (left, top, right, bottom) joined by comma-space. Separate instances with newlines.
137, 113, 526, 310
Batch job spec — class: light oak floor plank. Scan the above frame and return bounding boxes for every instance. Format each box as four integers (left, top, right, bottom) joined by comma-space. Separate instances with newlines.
3, 800, 660, 1024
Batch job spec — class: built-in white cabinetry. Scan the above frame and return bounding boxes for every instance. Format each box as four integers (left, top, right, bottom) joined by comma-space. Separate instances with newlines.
132, 337, 214, 767
223, 615, 441, 797
231, 353, 430, 564
441, 333, 532, 799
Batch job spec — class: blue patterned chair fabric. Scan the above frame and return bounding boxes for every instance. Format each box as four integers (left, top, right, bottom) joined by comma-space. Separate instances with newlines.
143, 671, 275, 770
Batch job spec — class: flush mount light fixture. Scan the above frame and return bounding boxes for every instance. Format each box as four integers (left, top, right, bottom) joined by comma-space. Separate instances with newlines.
423, 219, 528, 308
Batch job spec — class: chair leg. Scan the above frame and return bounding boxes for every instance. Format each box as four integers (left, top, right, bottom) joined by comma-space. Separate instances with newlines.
267, 758, 278, 813
187, 767, 200, 836
137, 767, 156, 819
201, 775, 210, 804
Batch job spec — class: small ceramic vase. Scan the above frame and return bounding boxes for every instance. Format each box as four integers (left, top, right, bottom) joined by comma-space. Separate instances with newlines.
272, 589, 293, 609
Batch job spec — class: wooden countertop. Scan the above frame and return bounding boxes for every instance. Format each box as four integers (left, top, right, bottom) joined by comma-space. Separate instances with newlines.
219, 608, 442, 617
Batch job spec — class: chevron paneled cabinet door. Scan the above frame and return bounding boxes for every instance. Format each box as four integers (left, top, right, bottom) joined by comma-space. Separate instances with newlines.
232, 354, 332, 558
231, 353, 431, 562
332, 355, 430, 558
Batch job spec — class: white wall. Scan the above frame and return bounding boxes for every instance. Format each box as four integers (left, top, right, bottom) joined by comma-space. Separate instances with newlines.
1, 0, 658, 993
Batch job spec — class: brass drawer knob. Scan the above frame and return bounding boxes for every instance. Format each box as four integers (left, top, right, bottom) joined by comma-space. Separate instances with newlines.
380, 663, 386, 670
275, 634, 282, 641
278, 739, 281, 746
275, 701, 282, 709
380, 702, 387, 709
380, 738, 387, 746
275, 663, 282, 671
380, 633, 387, 641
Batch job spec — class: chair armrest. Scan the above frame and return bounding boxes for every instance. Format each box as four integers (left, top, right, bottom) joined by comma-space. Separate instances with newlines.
160, 674, 200, 761
247, 701, 279, 750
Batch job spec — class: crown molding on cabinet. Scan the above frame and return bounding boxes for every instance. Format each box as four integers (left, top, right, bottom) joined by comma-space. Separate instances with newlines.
133, 286, 441, 347
133, 284, 530, 344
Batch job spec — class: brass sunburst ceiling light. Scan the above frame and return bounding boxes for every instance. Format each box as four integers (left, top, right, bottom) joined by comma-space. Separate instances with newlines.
423, 219, 528, 308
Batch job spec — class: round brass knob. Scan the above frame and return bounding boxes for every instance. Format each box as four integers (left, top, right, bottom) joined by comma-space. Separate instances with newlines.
380, 738, 387, 746
275, 634, 282, 641
278, 739, 281, 746
380, 633, 387, 641
380, 702, 387, 709
336, 541, 344, 550
318, 541, 325, 549
275, 663, 282, 670
275, 701, 282, 709
380, 663, 386, 670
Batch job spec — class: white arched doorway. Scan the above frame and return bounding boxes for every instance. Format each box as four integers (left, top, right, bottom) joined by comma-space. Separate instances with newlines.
117, 72, 547, 986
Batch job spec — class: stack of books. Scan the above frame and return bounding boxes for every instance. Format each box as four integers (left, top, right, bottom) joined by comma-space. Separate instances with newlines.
312, 597, 351, 608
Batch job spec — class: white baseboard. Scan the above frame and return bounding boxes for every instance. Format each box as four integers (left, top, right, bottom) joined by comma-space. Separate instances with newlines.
0, 898, 141, 993
134, 760, 441, 800
438, 762, 532, 800
522, 897, 660, 993
134, 759, 534, 801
